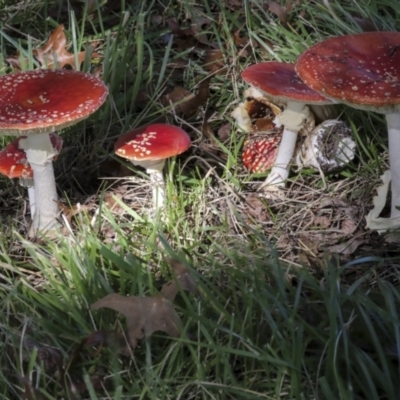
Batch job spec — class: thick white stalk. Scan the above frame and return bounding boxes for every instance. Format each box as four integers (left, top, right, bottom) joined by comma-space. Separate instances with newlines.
19, 177, 35, 217
27, 187, 36, 217
147, 168, 165, 210
29, 161, 59, 232
386, 113, 400, 218
19, 132, 60, 234
260, 102, 310, 192
263, 127, 298, 187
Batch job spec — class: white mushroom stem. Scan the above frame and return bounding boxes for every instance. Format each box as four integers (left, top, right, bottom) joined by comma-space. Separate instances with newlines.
19, 132, 60, 233
132, 159, 166, 211
260, 101, 310, 190
387, 113, 400, 218
19, 177, 36, 217
147, 167, 166, 209
366, 114, 400, 232
27, 186, 35, 216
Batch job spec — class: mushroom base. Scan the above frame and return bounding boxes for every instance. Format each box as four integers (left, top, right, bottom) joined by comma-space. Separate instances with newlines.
365, 170, 400, 233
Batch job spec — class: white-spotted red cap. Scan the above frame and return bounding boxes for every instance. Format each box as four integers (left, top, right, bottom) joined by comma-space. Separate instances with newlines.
0, 69, 108, 136
295, 32, 400, 114
242, 133, 282, 173
0, 133, 63, 179
0, 138, 32, 179
114, 123, 191, 161
242, 62, 331, 105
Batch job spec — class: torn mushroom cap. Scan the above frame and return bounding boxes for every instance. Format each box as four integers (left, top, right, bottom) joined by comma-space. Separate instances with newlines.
241, 62, 332, 105
114, 123, 191, 164
242, 133, 282, 173
295, 32, 400, 113
0, 69, 108, 136
0, 133, 63, 179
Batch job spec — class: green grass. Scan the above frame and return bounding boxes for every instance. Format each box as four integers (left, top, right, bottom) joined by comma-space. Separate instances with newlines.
0, 0, 399, 398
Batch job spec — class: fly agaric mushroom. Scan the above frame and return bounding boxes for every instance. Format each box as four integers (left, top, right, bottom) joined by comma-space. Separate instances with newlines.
0, 69, 108, 235
296, 119, 357, 173
0, 133, 63, 217
296, 31, 400, 232
114, 123, 191, 209
241, 62, 332, 195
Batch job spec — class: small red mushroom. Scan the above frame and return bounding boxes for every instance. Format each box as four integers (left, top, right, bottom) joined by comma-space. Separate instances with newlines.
114, 123, 191, 209
0, 69, 108, 234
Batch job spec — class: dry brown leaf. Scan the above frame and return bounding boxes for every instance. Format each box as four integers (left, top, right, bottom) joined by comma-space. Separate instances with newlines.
92, 294, 182, 348
103, 192, 125, 214
161, 258, 200, 301
245, 193, 270, 222
91, 263, 198, 348
217, 123, 232, 141
341, 219, 358, 235
268, 1, 291, 27
161, 78, 210, 118
312, 215, 331, 228
7, 25, 100, 70
328, 238, 364, 255
33, 25, 99, 69
59, 202, 91, 224
203, 49, 225, 74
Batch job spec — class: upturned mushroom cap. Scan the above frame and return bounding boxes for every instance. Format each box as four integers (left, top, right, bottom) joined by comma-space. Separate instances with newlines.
0, 69, 108, 135
114, 123, 191, 162
242, 133, 282, 173
241, 62, 331, 105
295, 32, 400, 114
0, 133, 63, 179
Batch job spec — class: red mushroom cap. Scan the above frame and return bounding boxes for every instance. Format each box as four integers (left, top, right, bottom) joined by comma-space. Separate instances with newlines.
0, 69, 108, 135
295, 32, 400, 113
114, 123, 191, 161
242, 133, 282, 173
0, 133, 63, 179
0, 138, 32, 179
241, 62, 331, 105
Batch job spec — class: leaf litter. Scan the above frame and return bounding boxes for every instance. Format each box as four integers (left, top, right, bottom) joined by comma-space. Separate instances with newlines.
88, 259, 199, 351
6, 24, 100, 70
17, 259, 199, 398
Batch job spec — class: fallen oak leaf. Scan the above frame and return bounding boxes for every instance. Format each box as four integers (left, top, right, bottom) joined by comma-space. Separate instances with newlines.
91, 262, 198, 349
33, 25, 99, 69
268, 0, 295, 27
91, 294, 182, 348
7, 25, 100, 70
161, 258, 200, 301
203, 49, 226, 74
59, 202, 91, 225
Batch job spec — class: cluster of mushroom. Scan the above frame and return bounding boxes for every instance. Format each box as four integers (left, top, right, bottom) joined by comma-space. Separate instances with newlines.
233, 62, 356, 195
237, 31, 400, 233
0, 66, 191, 237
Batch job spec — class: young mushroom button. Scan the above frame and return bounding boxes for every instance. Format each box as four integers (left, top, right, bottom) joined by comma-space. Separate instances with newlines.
241, 62, 331, 196
0, 69, 108, 235
295, 31, 400, 232
114, 123, 191, 210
